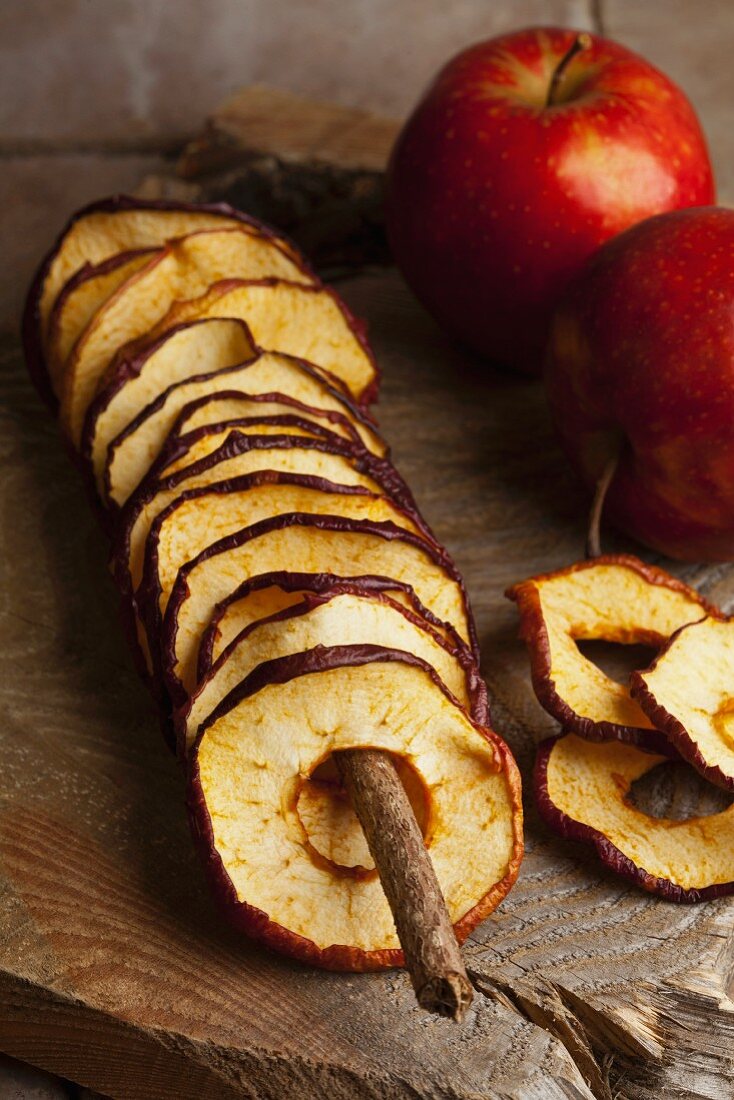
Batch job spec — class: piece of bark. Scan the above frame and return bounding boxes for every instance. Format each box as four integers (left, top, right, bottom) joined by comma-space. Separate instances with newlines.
335, 749, 473, 1022
136, 85, 400, 270
178, 84, 397, 176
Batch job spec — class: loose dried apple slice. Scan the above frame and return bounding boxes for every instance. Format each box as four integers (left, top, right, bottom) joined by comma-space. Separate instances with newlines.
59, 228, 316, 447
162, 515, 478, 703
135, 474, 430, 671
631, 617, 734, 791
506, 555, 716, 743
188, 645, 522, 969
179, 589, 487, 756
46, 248, 157, 395
197, 572, 468, 679
22, 195, 303, 406
535, 731, 734, 901
88, 333, 386, 506
141, 278, 377, 405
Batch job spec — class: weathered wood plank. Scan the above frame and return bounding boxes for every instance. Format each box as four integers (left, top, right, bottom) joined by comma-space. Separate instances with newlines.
0, 329, 593, 1098
1, 266, 733, 1097
601, 0, 734, 202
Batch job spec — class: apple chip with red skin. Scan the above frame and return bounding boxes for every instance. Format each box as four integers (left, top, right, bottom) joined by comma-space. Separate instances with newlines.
535, 731, 734, 902
506, 555, 718, 744
631, 616, 734, 791
132, 474, 430, 685
188, 645, 523, 970
196, 571, 469, 680
46, 248, 157, 395
177, 584, 488, 756
23, 195, 298, 408
60, 228, 317, 447
168, 390, 364, 450
115, 432, 426, 600
140, 277, 377, 405
90, 332, 385, 507
161, 514, 478, 705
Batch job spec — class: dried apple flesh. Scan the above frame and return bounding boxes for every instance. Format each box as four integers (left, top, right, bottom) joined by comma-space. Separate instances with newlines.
144, 279, 376, 404
60, 228, 315, 446
632, 616, 734, 790
124, 446, 410, 593
38, 204, 268, 339
192, 654, 522, 960
182, 592, 480, 754
508, 556, 712, 741
163, 517, 475, 699
101, 345, 386, 506
199, 576, 458, 675
171, 391, 362, 448
536, 732, 734, 899
47, 249, 155, 392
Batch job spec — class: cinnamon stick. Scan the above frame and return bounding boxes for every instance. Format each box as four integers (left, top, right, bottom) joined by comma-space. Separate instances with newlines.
335, 748, 473, 1022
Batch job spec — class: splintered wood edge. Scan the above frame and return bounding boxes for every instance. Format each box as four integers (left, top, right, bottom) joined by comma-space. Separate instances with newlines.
467, 900, 734, 1100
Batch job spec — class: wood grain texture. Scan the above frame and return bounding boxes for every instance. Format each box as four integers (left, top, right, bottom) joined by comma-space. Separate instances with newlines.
1, 267, 733, 1097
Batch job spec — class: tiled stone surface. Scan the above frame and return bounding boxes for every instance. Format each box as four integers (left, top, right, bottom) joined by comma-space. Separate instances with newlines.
0, 153, 166, 331
0, 0, 592, 148
603, 0, 734, 200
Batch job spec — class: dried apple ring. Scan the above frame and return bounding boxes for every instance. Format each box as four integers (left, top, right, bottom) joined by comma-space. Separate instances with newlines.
631, 616, 734, 791
535, 731, 734, 902
60, 229, 317, 446
189, 645, 523, 969
177, 586, 487, 755
506, 555, 717, 743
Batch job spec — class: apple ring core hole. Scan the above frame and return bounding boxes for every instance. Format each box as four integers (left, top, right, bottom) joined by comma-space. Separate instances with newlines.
294, 750, 431, 879
575, 639, 658, 686
627, 760, 733, 821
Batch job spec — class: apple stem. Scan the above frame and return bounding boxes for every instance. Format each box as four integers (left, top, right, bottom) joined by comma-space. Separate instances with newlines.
546, 32, 592, 108
335, 748, 473, 1022
586, 454, 619, 559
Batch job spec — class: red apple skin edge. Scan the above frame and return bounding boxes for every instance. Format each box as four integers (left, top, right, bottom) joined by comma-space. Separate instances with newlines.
385, 26, 714, 375
545, 206, 734, 562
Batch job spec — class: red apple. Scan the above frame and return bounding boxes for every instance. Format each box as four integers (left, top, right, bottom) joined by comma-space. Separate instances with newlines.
545, 206, 734, 562
385, 26, 714, 374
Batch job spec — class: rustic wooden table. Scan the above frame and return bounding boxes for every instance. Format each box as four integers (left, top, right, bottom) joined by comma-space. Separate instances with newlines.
1, 263, 733, 1097
3, 4, 734, 1096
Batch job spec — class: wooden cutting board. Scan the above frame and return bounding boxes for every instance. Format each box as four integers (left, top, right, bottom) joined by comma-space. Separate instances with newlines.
2, 88, 733, 1099
1, 275, 733, 1099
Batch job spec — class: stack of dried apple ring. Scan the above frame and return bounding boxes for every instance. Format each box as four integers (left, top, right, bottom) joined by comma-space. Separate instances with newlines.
508, 554, 734, 901
23, 196, 523, 970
